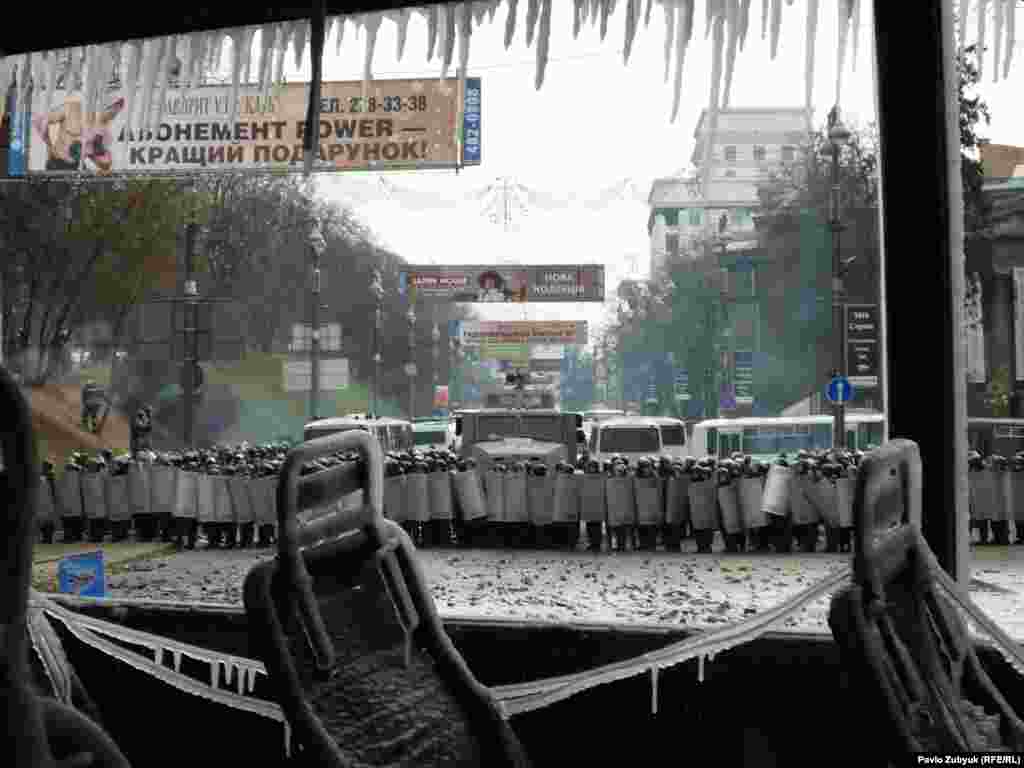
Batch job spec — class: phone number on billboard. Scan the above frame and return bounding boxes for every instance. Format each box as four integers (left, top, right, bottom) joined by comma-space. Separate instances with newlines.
321, 96, 429, 114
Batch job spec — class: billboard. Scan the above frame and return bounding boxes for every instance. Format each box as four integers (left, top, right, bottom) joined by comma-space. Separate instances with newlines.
13, 77, 481, 176
456, 321, 586, 346
401, 265, 605, 303
845, 305, 879, 388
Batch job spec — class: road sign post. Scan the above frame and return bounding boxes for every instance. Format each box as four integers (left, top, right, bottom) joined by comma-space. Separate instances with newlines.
826, 374, 854, 450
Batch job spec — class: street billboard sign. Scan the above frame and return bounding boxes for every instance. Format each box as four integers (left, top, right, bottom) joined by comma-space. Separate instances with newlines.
845, 304, 879, 387
734, 350, 754, 405
456, 321, 586, 346
14, 77, 481, 177
401, 265, 605, 303
291, 323, 342, 353
282, 358, 350, 392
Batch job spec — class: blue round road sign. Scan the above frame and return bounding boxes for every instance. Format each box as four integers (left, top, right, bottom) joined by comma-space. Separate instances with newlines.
826, 376, 854, 404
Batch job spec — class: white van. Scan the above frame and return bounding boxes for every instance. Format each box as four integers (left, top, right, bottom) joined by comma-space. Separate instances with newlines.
587, 416, 686, 465
644, 416, 689, 460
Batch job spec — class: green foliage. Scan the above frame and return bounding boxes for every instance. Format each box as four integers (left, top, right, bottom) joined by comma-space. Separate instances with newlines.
986, 365, 1012, 417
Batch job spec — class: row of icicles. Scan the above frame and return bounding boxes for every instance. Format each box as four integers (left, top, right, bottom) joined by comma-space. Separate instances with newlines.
0, 1, 1016, 139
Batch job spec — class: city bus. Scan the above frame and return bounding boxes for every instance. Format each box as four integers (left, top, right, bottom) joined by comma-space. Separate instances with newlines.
688, 413, 888, 462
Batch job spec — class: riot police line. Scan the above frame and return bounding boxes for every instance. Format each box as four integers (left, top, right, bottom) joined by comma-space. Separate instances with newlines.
32, 442, 896, 554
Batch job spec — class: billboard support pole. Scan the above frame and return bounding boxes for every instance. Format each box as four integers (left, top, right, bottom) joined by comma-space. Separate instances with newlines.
182, 220, 198, 447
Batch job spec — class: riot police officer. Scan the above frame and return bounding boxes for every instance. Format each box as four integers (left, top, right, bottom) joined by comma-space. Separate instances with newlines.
131, 405, 154, 457
81, 380, 105, 433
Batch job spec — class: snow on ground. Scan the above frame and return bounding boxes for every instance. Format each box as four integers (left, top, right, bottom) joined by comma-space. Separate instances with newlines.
98, 545, 1024, 640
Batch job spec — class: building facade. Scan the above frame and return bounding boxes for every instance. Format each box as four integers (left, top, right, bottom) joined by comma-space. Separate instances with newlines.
647, 107, 813, 278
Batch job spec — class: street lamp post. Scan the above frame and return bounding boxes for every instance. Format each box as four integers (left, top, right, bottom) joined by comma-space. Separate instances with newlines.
406, 305, 416, 420
826, 106, 852, 449
369, 269, 384, 418
308, 217, 327, 424
432, 316, 441, 415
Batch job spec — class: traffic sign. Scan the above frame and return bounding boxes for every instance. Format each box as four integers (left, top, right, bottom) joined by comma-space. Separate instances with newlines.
826, 376, 854, 404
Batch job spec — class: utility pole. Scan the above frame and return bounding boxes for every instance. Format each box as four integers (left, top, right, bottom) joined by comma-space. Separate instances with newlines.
182, 220, 198, 446
308, 217, 326, 424
826, 106, 851, 449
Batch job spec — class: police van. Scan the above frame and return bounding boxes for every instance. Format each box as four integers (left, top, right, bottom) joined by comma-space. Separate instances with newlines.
586, 416, 688, 465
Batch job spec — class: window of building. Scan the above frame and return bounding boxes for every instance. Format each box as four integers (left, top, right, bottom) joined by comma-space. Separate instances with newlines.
734, 208, 751, 225
665, 233, 680, 258
657, 208, 679, 226
688, 208, 703, 226
753, 145, 766, 161
724, 146, 737, 162
781, 145, 796, 162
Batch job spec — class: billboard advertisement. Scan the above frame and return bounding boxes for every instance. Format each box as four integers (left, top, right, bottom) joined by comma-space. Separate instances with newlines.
400, 265, 605, 303
13, 77, 480, 176
455, 321, 586, 346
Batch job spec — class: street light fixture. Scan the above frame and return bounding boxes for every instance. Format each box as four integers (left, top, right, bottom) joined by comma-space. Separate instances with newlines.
406, 305, 417, 420
825, 105, 851, 449
308, 216, 326, 424
431, 318, 441, 415
369, 268, 384, 419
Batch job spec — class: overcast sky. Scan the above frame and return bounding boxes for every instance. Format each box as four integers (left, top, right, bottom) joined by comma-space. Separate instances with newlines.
280, 1, 1024, 345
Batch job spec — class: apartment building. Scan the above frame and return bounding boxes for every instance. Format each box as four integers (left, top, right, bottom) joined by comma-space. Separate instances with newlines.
648, 107, 812, 277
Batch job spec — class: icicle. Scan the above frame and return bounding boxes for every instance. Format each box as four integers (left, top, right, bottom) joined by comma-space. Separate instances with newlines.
574, 0, 585, 39
761, 0, 768, 40
994, 0, 1004, 82
650, 667, 659, 715
225, 29, 246, 129
645, 0, 653, 28
283, 720, 292, 760
769, 0, 782, 59
802, 0, 819, 109
624, 0, 641, 65
296, 19, 311, 71
488, 1, 499, 24
274, 23, 292, 86
850, 0, 861, 71
505, 0, 519, 50
978, 0, 988, 80
362, 13, 383, 92
69, 47, 83, 93
738, 0, 752, 51
81, 46, 96, 117
241, 28, 256, 86
599, 0, 613, 41
211, 659, 220, 688
122, 42, 141, 127
535, 0, 552, 89
44, 51, 59, 115
1004, 0, 1015, 80
697, 655, 705, 683
153, 34, 176, 133
706, 0, 716, 39
393, 9, 411, 61
722, 0, 739, 108
526, 0, 541, 47
257, 24, 274, 92
428, 6, 440, 59
663, 1, 676, 83
959, 0, 968, 52
670, 1, 695, 123
699, 14, 725, 194
471, 2, 489, 26
173, 649, 182, 673
835, 0, 851, 105
458, 3, 474, 85
136, 39, 161, 134
336, 16, 347, 58
442, 7, 457, 79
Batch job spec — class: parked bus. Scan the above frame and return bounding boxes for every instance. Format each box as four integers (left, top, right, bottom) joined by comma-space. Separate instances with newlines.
688, 413, 888, 462
966, 418, 1024, 457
